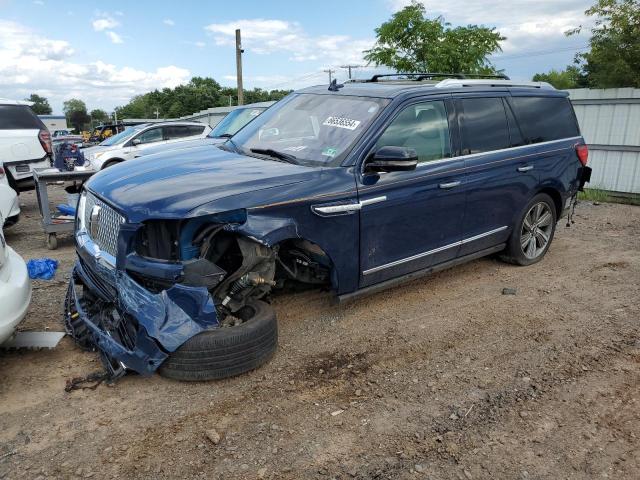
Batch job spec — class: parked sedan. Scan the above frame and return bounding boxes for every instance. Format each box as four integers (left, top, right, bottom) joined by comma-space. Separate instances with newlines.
136, 104, 272, 158
83, 121, 211, 170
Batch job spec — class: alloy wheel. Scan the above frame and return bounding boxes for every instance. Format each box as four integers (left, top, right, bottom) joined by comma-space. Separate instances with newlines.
520, 202, 553, 259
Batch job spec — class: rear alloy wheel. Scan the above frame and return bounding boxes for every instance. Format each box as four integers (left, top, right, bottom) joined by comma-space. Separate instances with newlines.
501, 193, 557, 266
157, 300, 278, 381
520, 202, 554, 260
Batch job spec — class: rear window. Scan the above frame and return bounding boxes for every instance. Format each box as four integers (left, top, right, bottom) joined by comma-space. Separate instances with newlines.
510, 96, 579, 144
459, 98, 510, 155
0, 105, 45, 130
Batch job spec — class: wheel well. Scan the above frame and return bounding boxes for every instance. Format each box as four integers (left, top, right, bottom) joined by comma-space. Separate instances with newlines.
102, 158, 123, 169
538, 188, 562, 217
275, 238, 335, 290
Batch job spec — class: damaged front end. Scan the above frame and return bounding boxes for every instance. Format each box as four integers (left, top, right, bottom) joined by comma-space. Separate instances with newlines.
65, 190, 281, 378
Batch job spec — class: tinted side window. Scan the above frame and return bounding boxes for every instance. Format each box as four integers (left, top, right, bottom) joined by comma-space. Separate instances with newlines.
510, 97, 579, 143
0, 105, 45, 130
164, 126, 192, 139
136, 127, 163, 144
188, 125, 205, 135
375, 100, 451, 163
459, 98, 509, 155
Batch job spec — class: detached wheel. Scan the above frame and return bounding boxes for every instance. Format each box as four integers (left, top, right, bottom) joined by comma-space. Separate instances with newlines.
158, 300, 278, 381
46, 233, 58, 250
501, 193, 557, 266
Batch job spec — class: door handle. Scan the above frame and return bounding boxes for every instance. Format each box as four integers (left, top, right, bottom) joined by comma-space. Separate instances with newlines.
517, 165, 534, 172
439, 181, 461, 189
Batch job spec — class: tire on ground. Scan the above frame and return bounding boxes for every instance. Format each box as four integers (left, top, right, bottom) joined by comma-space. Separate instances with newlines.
157, 300, 278, 381
500, 192, 557, 266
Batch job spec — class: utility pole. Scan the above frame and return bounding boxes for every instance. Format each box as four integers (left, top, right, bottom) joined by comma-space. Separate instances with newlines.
235, 29, 244, 106
153, 108, 159, 119
340, 64, 362, 80
323, 69, 336, 83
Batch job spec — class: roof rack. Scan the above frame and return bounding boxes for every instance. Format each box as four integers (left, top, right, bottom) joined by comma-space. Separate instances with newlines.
434, 79, 555, 89
365, 73, 510, 82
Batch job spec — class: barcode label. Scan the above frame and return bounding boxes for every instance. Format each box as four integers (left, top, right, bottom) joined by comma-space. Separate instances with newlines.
323, 116, 361, 130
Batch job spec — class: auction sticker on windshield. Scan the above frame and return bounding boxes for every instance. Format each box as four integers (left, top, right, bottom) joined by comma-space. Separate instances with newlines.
323, 117, 361, 130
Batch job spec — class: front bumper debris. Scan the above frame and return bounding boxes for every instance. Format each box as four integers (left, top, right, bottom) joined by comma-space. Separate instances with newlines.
65, 260, 218, 377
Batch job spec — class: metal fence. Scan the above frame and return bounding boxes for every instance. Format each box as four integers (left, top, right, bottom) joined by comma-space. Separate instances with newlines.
567, 88, 640, 194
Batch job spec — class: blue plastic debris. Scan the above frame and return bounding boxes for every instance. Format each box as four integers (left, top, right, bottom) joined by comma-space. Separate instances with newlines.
56, 204, 76, 216
27, 258, 59, 280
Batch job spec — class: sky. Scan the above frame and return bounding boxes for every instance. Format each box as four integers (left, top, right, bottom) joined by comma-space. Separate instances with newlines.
0, 0, 594, 114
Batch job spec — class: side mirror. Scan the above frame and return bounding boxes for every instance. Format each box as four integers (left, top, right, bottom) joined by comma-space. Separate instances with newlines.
365, 146, 418, 173
131, 138, 141, 146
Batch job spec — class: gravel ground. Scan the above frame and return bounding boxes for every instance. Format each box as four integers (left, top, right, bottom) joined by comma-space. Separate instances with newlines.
0, 186, 638, 479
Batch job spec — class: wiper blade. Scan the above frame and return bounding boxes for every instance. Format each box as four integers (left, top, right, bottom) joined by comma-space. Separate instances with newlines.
250, 148, 299, 165
216, 133, 233, 138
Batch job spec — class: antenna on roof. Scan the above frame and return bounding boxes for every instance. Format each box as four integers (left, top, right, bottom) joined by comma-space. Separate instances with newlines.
328, 79, 344, 92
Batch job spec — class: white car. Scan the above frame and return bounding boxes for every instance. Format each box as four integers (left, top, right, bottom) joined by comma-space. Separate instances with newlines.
0, 204, 31, 345
0, 182, 20, 226
83, 121, 211, 170
0, 98, 53, 192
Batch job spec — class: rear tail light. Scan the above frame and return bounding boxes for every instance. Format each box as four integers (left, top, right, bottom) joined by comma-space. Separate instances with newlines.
0, 166, 5, 178
39, 129, 52, 155
575, 144, 588, 166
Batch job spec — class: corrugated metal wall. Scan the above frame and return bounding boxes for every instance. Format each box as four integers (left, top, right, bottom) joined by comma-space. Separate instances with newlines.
567, 88, 640, 194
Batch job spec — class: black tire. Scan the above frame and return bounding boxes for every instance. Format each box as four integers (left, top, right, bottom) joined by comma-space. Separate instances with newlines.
158, 300, 278, 381
501, 193, 557, 266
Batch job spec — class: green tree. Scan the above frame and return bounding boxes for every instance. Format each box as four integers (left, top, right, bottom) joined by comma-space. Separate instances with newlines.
364, 0, 504, 74
90, 108, 109, 125
63, 98, 91, 132
569, 0, 640, 88
532, 66, 588, 89
114, 77, 291, 118
25, 94, 52, 114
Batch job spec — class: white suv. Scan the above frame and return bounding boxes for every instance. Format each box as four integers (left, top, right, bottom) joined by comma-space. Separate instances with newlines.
0, 99, 53, 193
83, 121, 211, 170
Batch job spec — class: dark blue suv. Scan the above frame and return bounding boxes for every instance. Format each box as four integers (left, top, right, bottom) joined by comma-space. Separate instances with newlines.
65, 75, 592, 381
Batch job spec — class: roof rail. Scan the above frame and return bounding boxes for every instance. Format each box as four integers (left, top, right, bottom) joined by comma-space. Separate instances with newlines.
366, 72, 510, 82
434, 79, 555, 89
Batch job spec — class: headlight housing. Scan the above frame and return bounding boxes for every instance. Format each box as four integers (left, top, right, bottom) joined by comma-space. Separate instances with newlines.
76, 190, 87, 232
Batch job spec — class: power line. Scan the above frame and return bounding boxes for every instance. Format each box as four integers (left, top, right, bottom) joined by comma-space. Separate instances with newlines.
492, 44, 589, 61
340, 64, 362, 80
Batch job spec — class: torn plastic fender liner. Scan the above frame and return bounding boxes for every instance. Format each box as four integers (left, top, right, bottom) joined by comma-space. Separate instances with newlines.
70, 260, 219, 376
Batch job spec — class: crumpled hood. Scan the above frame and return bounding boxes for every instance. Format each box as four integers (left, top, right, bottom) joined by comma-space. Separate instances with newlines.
138, 137, 223, 157
86, 146, 314, 222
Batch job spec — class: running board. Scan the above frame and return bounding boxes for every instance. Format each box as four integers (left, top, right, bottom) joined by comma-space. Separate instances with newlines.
337, 244, 506, 304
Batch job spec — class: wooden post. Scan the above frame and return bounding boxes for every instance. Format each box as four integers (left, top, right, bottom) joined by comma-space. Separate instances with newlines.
235, 29, 244, 106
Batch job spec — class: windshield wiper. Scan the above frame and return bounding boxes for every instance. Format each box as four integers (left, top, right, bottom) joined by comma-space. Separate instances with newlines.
216, 133, 233, 138
250, 148, 300, 165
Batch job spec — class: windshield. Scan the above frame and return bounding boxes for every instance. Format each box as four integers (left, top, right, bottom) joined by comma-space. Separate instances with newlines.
209, 107, 265, 138
100, 126, 143, 146
231, 94, 388, 166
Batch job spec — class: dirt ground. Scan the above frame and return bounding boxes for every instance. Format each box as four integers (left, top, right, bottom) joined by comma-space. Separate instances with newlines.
0, 186, 638, 480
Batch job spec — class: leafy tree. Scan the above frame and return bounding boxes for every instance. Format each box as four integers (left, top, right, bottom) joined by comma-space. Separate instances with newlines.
63, 98, 91, 132
114, 77, 291, 119
26, 94, 52, 114
364, 0, 504, 74
90, 109, 109, 125
569, 0, 639, 88
532, 66, 588, 89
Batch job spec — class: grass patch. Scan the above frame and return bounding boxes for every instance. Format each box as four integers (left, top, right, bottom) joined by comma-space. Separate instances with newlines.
578, 188, 640, 206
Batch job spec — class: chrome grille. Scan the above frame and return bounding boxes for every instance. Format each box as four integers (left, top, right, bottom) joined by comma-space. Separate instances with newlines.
83, 192, 125, 258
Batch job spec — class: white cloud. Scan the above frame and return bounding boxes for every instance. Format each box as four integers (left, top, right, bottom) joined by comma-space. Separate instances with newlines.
92, 16, 119, 32
194, 41, 205, 48
33, 0, 44, 5
205, 19, 373, 66
0, 20, 190, 112
106, 31, 124, 44
163, 19, 175, 26
386, 0, 592, 55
